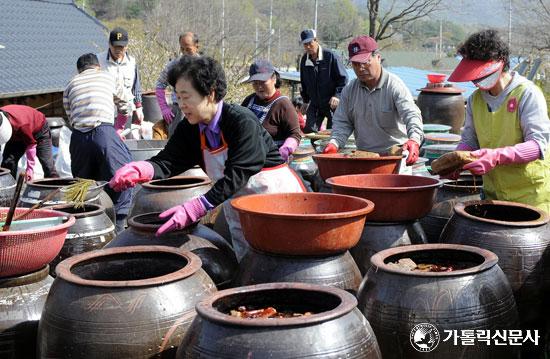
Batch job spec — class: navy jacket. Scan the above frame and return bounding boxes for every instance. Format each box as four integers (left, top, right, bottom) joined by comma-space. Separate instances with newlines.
299, 47, 348, 109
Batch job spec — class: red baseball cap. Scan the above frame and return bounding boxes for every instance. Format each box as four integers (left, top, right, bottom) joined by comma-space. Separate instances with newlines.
448, 59, 504, 82
348, 36, 378, 63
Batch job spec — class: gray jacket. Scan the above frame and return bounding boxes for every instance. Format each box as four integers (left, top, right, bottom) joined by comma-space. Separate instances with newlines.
331, 69, 424, 153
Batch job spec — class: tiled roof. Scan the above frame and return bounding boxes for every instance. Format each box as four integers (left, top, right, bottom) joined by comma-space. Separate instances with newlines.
0, 0, 107, 98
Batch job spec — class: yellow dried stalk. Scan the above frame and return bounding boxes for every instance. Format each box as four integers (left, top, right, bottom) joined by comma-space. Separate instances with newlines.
63, 179, 96, 209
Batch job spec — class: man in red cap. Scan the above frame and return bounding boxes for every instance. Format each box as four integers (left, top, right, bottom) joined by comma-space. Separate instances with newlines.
448, 30, 550, 213
323, 35, 423, 166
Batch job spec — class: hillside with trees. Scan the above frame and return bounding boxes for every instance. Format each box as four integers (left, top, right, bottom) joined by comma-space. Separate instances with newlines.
75, 0, 549, 99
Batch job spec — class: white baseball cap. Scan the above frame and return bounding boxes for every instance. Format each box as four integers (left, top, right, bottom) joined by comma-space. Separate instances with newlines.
0, 111, 13, 145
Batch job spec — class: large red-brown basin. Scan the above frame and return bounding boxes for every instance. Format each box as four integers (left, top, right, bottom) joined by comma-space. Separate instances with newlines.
326, 174, 442, 222
230, 193, 374, 256
312, 154, 402, 180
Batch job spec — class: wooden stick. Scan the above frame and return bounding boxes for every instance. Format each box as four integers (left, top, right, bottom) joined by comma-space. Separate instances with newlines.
13, 187, 62, 221
2, 172, 25, 231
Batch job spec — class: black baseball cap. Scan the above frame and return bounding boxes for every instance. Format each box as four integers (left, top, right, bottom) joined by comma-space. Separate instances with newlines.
109, 27, 128, 46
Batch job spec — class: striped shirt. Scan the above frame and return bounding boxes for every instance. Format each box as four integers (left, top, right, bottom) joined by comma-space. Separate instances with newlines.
63, 68, 129, 132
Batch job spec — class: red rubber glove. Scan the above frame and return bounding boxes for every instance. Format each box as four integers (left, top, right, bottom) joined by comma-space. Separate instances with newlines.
323, 143, 338, 154
402, 139, 420, 165
463, 140, 540, 175
109, 161, 154, 192
156, 197, 208, 236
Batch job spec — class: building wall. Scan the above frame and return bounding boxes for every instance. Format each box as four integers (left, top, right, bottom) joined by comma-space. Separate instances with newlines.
0, 93, 65, 117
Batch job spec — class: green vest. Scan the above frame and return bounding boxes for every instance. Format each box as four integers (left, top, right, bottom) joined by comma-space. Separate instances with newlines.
471, 84, 550, 214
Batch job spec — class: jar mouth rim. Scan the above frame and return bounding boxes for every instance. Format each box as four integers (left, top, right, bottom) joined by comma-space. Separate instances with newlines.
56, 246, 202, 287
142, 176, 211, 190
456, 200, 549, 227
370, 243, 498, 277
127, 212, 197, 233
196, 282, 357, 327
50, 203, 105, 218
26, 177, 81, 188
0, 265, 50, 287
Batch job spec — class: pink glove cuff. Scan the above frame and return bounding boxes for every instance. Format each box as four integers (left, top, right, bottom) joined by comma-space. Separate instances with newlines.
25, 145, 37, 163
155, 88, 170, 110
134, 161, 155, 179
156, 88, 173, 122
185, 197, 208, 221
463, 140, 541, 175
282, 137, 299, 151
510, 140, 541, 163
199, 195, 215, 210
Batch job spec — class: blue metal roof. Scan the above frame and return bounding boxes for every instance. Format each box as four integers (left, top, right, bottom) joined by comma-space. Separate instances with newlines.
279, 67, 477, 99
0, 0, 107, 98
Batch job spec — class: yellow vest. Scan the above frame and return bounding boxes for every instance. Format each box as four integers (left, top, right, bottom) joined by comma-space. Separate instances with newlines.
471, 84, 550, 214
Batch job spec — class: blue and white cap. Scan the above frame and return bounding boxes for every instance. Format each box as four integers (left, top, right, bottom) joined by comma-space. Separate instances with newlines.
300, 29, 316, 44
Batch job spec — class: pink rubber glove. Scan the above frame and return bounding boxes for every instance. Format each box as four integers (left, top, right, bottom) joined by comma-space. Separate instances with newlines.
439, 142, 475, 180
115, 112, 128, 131
402, 139, 420, 165
323, 143, 338, 154
463, 140, 540, 175
279, 137, 299, 162
156, 88, 174, 124
25, 144, 37, 181
109, 161, 154, 192
156, 197, 208, 236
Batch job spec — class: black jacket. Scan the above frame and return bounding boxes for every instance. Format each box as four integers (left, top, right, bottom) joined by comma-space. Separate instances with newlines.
148, 103, 284, 206
299, 47, 348, 109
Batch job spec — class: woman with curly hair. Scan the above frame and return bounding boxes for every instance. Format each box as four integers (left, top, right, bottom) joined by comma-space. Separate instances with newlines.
109, 55, 305, 258
448, 29, 550, 213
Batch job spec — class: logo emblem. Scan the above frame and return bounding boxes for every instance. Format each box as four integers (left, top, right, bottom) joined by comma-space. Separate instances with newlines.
117, 33, 123, 40
507, 97, 517, 112
353, 45, 359, 54
410, 323, 440, 352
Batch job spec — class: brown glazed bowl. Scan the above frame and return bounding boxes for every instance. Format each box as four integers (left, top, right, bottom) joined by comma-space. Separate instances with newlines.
327, 174, 442, 222
231, 193, 374, 256
312, 154, 402, 180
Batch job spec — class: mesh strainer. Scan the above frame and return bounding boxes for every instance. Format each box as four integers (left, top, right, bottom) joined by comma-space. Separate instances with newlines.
0, 207, 75, 277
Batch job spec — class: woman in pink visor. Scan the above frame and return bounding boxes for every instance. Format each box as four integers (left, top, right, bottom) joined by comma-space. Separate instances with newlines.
448, 29, 550, 213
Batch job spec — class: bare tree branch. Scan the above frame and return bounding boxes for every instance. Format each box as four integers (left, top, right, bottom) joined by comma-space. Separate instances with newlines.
367, 0, 443, 41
